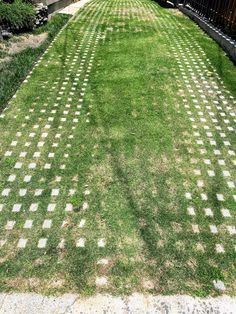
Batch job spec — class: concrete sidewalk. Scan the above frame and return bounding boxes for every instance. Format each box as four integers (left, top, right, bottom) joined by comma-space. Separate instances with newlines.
0, 293, 235, 313
59, 0, 92, 15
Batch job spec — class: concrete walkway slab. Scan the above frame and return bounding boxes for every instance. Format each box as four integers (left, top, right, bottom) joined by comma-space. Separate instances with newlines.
0, 293, 236, 313
59, 0, 92, 15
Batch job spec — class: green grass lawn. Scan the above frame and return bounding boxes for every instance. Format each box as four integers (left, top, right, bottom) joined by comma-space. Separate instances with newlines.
0, 0, 236, 297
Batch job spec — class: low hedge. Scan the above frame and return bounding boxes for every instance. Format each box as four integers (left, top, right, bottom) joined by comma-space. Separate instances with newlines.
0, 0, 36, 33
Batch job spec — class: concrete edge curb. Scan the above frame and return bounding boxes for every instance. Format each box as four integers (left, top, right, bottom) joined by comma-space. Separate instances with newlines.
178, 5, 236, 63
0, 293, 236, 313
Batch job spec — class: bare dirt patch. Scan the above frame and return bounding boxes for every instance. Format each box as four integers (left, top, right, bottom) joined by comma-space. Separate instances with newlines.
8, 32, 48, 55
1, 32, 48, 57
7, 276, 66, 290
0, 32, 48, 68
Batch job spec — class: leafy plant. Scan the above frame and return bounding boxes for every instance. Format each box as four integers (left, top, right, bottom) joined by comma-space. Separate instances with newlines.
0, 0, 36, 32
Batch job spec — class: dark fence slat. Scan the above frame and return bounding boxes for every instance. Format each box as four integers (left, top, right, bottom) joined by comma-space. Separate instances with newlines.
183, 0, 236, 38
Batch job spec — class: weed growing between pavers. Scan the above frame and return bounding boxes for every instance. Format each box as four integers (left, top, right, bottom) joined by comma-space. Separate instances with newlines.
0, 0, 236, 296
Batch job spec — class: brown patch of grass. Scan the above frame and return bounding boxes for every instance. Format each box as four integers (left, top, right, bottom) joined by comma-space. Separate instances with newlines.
112, 8, 156, 21
0, 245, 18, 264
176, 240, 185, 251
34, 257, 45, 266
7, 276, 66, 290
157, 239, 165, 248
48, 279, 66, 289
171, 9, 184, 17
195, 242, 205, 252
164, 260, 175, 268
186, 257, 197, 270
155, 223, 163, 235
89, 156, 113, 193
7, 277, 29, 290
147, 154, 171, 174
142, 278, 155, 290
171, 222, 182, 233
185, 279, 203, 290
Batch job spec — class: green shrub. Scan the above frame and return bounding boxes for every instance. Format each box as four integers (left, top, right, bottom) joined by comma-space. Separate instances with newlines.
1, 0, 14, 4
0, 0, 36, 33
2, 0, 35, 3
22, 0, 35, 5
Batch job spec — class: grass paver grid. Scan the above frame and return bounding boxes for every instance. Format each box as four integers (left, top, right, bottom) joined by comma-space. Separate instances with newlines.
0, 0, 235, 296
